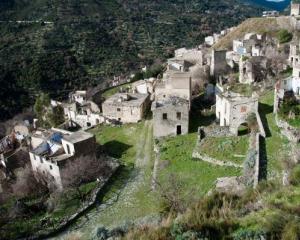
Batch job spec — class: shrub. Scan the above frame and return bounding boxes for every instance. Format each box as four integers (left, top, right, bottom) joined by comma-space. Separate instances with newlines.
282, 220, 300, 240
277, 29, 293, 44
289, 165, 300, 185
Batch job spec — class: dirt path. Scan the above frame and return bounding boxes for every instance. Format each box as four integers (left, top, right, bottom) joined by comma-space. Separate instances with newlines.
54, 121, 153, 239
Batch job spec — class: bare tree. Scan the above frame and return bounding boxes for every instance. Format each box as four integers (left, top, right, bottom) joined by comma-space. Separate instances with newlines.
155, 174, 195, 213
11, 165, 48, 199
62, 154, 111, 201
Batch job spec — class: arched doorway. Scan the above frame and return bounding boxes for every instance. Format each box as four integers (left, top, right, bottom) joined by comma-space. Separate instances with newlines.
237, 122, 249, 136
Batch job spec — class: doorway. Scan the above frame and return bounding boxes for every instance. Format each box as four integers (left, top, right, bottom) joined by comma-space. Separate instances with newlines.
177, 125, 182, 135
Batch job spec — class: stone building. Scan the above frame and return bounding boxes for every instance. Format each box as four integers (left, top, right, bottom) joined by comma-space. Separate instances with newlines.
155, 71, 192, 105
274, 60, 300, 112
210, 49, 228, 77
216, 86, 259, 135
239, 56, 271, 84
291, 2, 300, 16
289, 41, 300, 65
70, 90, 87, 105
63, 100, 104, 129
102, 93, 150, 123
29, 129, 96, 189
152, 97, 189, 138
131, 78, 157, 95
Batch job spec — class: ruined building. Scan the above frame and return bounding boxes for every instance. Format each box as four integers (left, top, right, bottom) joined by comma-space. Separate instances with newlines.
216, 86, 259, 135
29, 129, 96, 189
102, 93, 150, 123
152, 97, 189, 138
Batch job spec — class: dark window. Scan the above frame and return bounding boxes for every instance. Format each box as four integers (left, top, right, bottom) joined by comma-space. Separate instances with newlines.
50, 165, 53, 170
40, 158, 43, 163
163, 113, 168, 120
177, 112, 181, 120
117, 108, 121, 112
67, 144, 71, 154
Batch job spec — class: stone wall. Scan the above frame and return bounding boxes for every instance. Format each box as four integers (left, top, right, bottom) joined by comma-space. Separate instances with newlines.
275, 114, 300, 143
253, 133, 261, 187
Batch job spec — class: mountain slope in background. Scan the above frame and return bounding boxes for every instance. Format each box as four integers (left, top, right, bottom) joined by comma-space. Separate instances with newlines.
0, 0, 265, 120
249, 0, 290, 11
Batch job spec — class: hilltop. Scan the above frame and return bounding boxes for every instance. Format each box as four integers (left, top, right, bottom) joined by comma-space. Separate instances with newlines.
0, 0, 265, 121
214, 17, 281, 50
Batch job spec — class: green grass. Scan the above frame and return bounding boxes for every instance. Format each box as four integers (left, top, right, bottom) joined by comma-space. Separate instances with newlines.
91, 122, 144, 165
85, 122, 160, 230
199, 135, 249, 164
259, 91, 290, 179
227, 83, 257, 96
157, 133, 241, 198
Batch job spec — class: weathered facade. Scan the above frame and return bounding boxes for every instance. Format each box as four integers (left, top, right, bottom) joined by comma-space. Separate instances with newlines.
29, 129, 96, 189
291, 2, 300, 16
216, 86, 259, 135
102, 93, 150, 123
152, 97, 189, 138
239, 56, 271, 84
155, 71, 192, 105
210, 49, 228, 77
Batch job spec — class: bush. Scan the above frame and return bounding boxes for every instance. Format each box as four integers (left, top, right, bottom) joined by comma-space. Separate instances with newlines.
277, 29, 293, 44
282, 220, 300, 240
289, 165, 300, 185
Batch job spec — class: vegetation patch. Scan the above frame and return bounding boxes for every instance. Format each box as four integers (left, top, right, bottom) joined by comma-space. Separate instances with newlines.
157, 133, 241, 198
199, 135, 249, 165
259, 91, 290, 178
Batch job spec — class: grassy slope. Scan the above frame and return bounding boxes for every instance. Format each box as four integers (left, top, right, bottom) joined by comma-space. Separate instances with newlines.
157, 133, 241, 198
214, 17, 279, 50
199, 135, 249, 165
259, 91, 290, 179
89, 122, 160, 228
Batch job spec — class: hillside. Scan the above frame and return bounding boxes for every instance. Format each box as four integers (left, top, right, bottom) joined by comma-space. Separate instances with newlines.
213, 17, 290, 50
0, 0, 265, 120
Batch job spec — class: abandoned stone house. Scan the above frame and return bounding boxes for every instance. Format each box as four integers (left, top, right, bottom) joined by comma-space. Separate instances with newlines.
63, 100, 104, 129
131, 78, 157, 102
70, 90, 87, 105
239, 56, 271, 84
274, 60, 300, 112
152, 97, 189, 138
210, 49, 228, 78
216, 86, 259, 135
29, 129, 96, 189
233, 33, 264, 56
155, 71, 192, 105
167, 59, 193, 72
102, 93, 150, 123
174, 47, 204, 65
291, 2, 300, 16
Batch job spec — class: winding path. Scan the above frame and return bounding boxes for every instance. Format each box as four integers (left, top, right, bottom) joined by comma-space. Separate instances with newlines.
52, 121, 153, 239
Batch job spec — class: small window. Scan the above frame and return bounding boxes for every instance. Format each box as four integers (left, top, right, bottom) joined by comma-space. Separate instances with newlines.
177, 112, 181, 120
66, 144, 71, 154
117, 108, 121, 112
40, 158, 43, 163
50, 165, 53, 170
33, 155, 36, 160
163, 113, 168, 120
